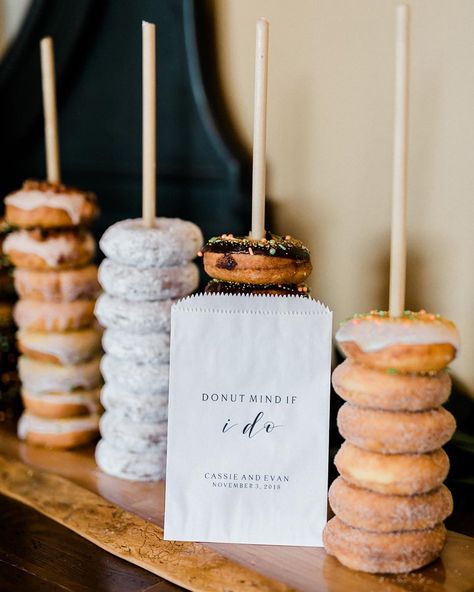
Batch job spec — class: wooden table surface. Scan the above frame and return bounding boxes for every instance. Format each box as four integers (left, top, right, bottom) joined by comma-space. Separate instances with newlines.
0, 423, 473, 592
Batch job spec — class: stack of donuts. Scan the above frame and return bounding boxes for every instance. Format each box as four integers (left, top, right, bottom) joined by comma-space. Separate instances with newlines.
201, 232, 312, 295
323, 309, 460, 573
3, 180, 102, 448
95, 218, 203, 481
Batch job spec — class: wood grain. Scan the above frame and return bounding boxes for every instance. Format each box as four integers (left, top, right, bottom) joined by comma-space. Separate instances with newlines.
0, 452, 294, 592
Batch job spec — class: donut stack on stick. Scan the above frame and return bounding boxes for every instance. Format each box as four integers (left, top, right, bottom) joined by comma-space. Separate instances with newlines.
94, 22, 203, 481
324, 6, 459, 573
202, 19, 312, 295
3, 37, 102, 449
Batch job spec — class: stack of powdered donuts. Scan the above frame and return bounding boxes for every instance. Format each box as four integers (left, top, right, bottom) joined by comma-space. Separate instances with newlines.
95, 217, 203, 481
324, 309, 460, 573
4, 180, 102, 448
201, 232, 312, 295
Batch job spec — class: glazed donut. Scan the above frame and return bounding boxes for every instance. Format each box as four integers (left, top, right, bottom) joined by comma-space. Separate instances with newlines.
332, 359, 452, 411
96, 438, 166, 482
95, 293, 173, 334
4, 228, 95, 271
329, 477, 452, 532
202, 233, 312, 285
99, 411, 167, 453
98, 259, 198, 302
204, 279, 310, 297
5, 179, 98, 228
99, 218, 203, 268
14, 265, 100, 302
102, 329, 169, 364
323, 516, 446, 574
21, 388, 101, 419
14, 299, 96, 331
17, 411, 100, 449
101, 355, 169, 395
336, 310, 459, 373
17, 327, 102, 365
19, 355, 102, 393
100, 384, 168, 423
334, 442, 449, 495
337, 403, 456, 454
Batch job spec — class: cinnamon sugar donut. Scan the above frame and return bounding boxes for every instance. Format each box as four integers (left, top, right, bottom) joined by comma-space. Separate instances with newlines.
17, 327, 102, 365
336, 310, 459, 373
100, 410, 167, 453
328, 477, 453, 532
99, 218, 203, 268
95, 294, 174, 334
19, 355, 102, 393
98, 259, 199, 301
202, 233, 312, 285
323, 516, 446, 573
204, 279, 310, 297
14, 265, 100, 302
4, 228, 95, 271
5, 180, 98, 228
332, 359, 451, 411
22, 388, 101, 419
102, 329, 169, 364
335, 442, 449, 495
14, 299, 96, 331
337, 403, 456, 454
96, 438, 166, 482
18, 411, 100, 449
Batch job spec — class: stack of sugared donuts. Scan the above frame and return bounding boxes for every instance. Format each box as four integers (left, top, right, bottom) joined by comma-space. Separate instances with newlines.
4, 180, 102, 449
323, 310, 460, 573
201, 233, 312, 295
95, 218, 202, 481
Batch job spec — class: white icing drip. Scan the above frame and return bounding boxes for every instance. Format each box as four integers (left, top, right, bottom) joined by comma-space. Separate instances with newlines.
18, 412, 100, 438
18, 328, 102, 365
23, 389, 101, 414
14, 266, 100, 302
19, 355, 102, 393
6, 189, 86, 224
4, 230, 95, 267
336, 318, 460, 352
14, 300, 95, 331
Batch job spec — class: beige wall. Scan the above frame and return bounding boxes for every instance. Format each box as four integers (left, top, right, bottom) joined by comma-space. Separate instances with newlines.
212, 0, 474, 393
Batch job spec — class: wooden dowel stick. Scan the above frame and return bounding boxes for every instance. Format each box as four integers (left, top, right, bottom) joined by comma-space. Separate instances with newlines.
389, 5, 410, 317
40, 37, 60, 184
251, 18, 269, 240
142, 21, 156, 228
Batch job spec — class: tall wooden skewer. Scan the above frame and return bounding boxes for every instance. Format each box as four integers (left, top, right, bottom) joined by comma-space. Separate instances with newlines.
142, 21, 157, 228
389, 5, 410, 317
40, 37, 60, 184
251, 18, 269, 240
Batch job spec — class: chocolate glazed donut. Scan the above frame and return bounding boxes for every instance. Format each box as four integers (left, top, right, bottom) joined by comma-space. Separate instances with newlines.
202, 233, 312, 285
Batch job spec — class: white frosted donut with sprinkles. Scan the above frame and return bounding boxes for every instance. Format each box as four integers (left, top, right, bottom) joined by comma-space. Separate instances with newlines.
99, 218, 203, 268
98, 259, 199, 301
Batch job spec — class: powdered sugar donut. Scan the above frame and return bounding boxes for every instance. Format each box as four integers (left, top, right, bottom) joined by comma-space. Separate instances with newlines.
95, 294, 174, 334
99, 410, 167, 453
100, 383, 168, 423
22, 388, 101, 419
18, 411, 100, 449
96, 438, 166, 481
99, 218, 203, 268
19, 355, 102, 393
102, 329, 169, 364
98, 259, 199, 301
14, 299, 96, 331
18, 327, 102, 365
101, 355, 169, 395
14, 265, 100, 302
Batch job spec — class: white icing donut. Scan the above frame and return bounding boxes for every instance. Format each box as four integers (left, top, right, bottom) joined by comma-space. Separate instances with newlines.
18, 327, 102, 365
100, 384, 168, 423
101, 355, 169, 395
95, 438, 166, 481
336, 311, 460, 352
18, 412, 100, 440
19, 355, 102, 393
95, 294, 174, 334
102, 329, 169, 364
4, 229, 95, 268
99, 218, 203, 268
22, 388, 102, 418
98, 259, 199, 301
5, 188, 87, 225
99, 410, 167, 453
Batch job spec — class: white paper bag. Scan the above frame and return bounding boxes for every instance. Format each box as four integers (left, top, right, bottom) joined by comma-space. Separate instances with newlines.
164, 294, 332, 546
